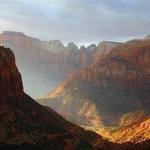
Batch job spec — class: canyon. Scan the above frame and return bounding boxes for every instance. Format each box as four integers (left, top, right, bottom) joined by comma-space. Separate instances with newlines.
1, 43, 149, 149
38, 38, 150, 143
0, 31, 149, 149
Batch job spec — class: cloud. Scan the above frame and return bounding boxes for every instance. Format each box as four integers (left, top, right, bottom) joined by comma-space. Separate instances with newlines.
0, 0, 150, 44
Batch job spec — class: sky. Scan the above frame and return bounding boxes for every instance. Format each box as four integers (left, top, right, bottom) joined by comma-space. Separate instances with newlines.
0, 0, 150, 45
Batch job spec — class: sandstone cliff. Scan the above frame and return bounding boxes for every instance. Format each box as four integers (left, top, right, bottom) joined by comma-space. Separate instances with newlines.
0, 46, 23, 98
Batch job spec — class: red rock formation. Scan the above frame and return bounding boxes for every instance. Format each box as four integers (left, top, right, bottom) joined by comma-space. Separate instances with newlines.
108, 118, 150, 143
38, 39, 150, 131
94, 41, 123, 62
0, 46, 23, 98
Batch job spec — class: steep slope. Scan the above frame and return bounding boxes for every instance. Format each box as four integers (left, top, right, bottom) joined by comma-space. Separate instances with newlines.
0, 46, 102, 150
0, 31, 122, 97
38, 39, 150, 134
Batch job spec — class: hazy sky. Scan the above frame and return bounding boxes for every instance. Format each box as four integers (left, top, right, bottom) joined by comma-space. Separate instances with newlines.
0, 0, 150, 45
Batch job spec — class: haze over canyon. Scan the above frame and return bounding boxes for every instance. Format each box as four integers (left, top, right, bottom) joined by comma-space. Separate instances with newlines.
0, 31, 122, 97
0, 30, 150, 149
0, 38, 149, 150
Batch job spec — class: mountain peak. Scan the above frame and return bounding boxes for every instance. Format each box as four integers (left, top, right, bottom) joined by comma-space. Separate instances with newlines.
49, 40, 64, 46
98, 41, 123, 47
66, 42, 79, 51
87, 44, 97, 52
0, 46, 23, 99
47, 40, 65, 53
80, 45, 86, 50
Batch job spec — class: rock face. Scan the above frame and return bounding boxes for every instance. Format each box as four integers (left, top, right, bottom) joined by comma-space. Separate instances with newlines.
0, 31, 122, 97
109, 118, 150, 143
0, 46, 23, 98
94, 41, 123, 62
38, 39, 150, 135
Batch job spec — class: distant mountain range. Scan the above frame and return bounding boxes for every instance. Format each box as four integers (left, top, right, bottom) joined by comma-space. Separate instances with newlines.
0, 31, 121, 97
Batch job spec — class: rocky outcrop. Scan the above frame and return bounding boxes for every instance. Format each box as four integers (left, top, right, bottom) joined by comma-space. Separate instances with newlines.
119, 110, 148, 127
94, 41, 123, 62
0, 46, 23, 98
45, 40, 65, 53
108, 118, 150, 143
